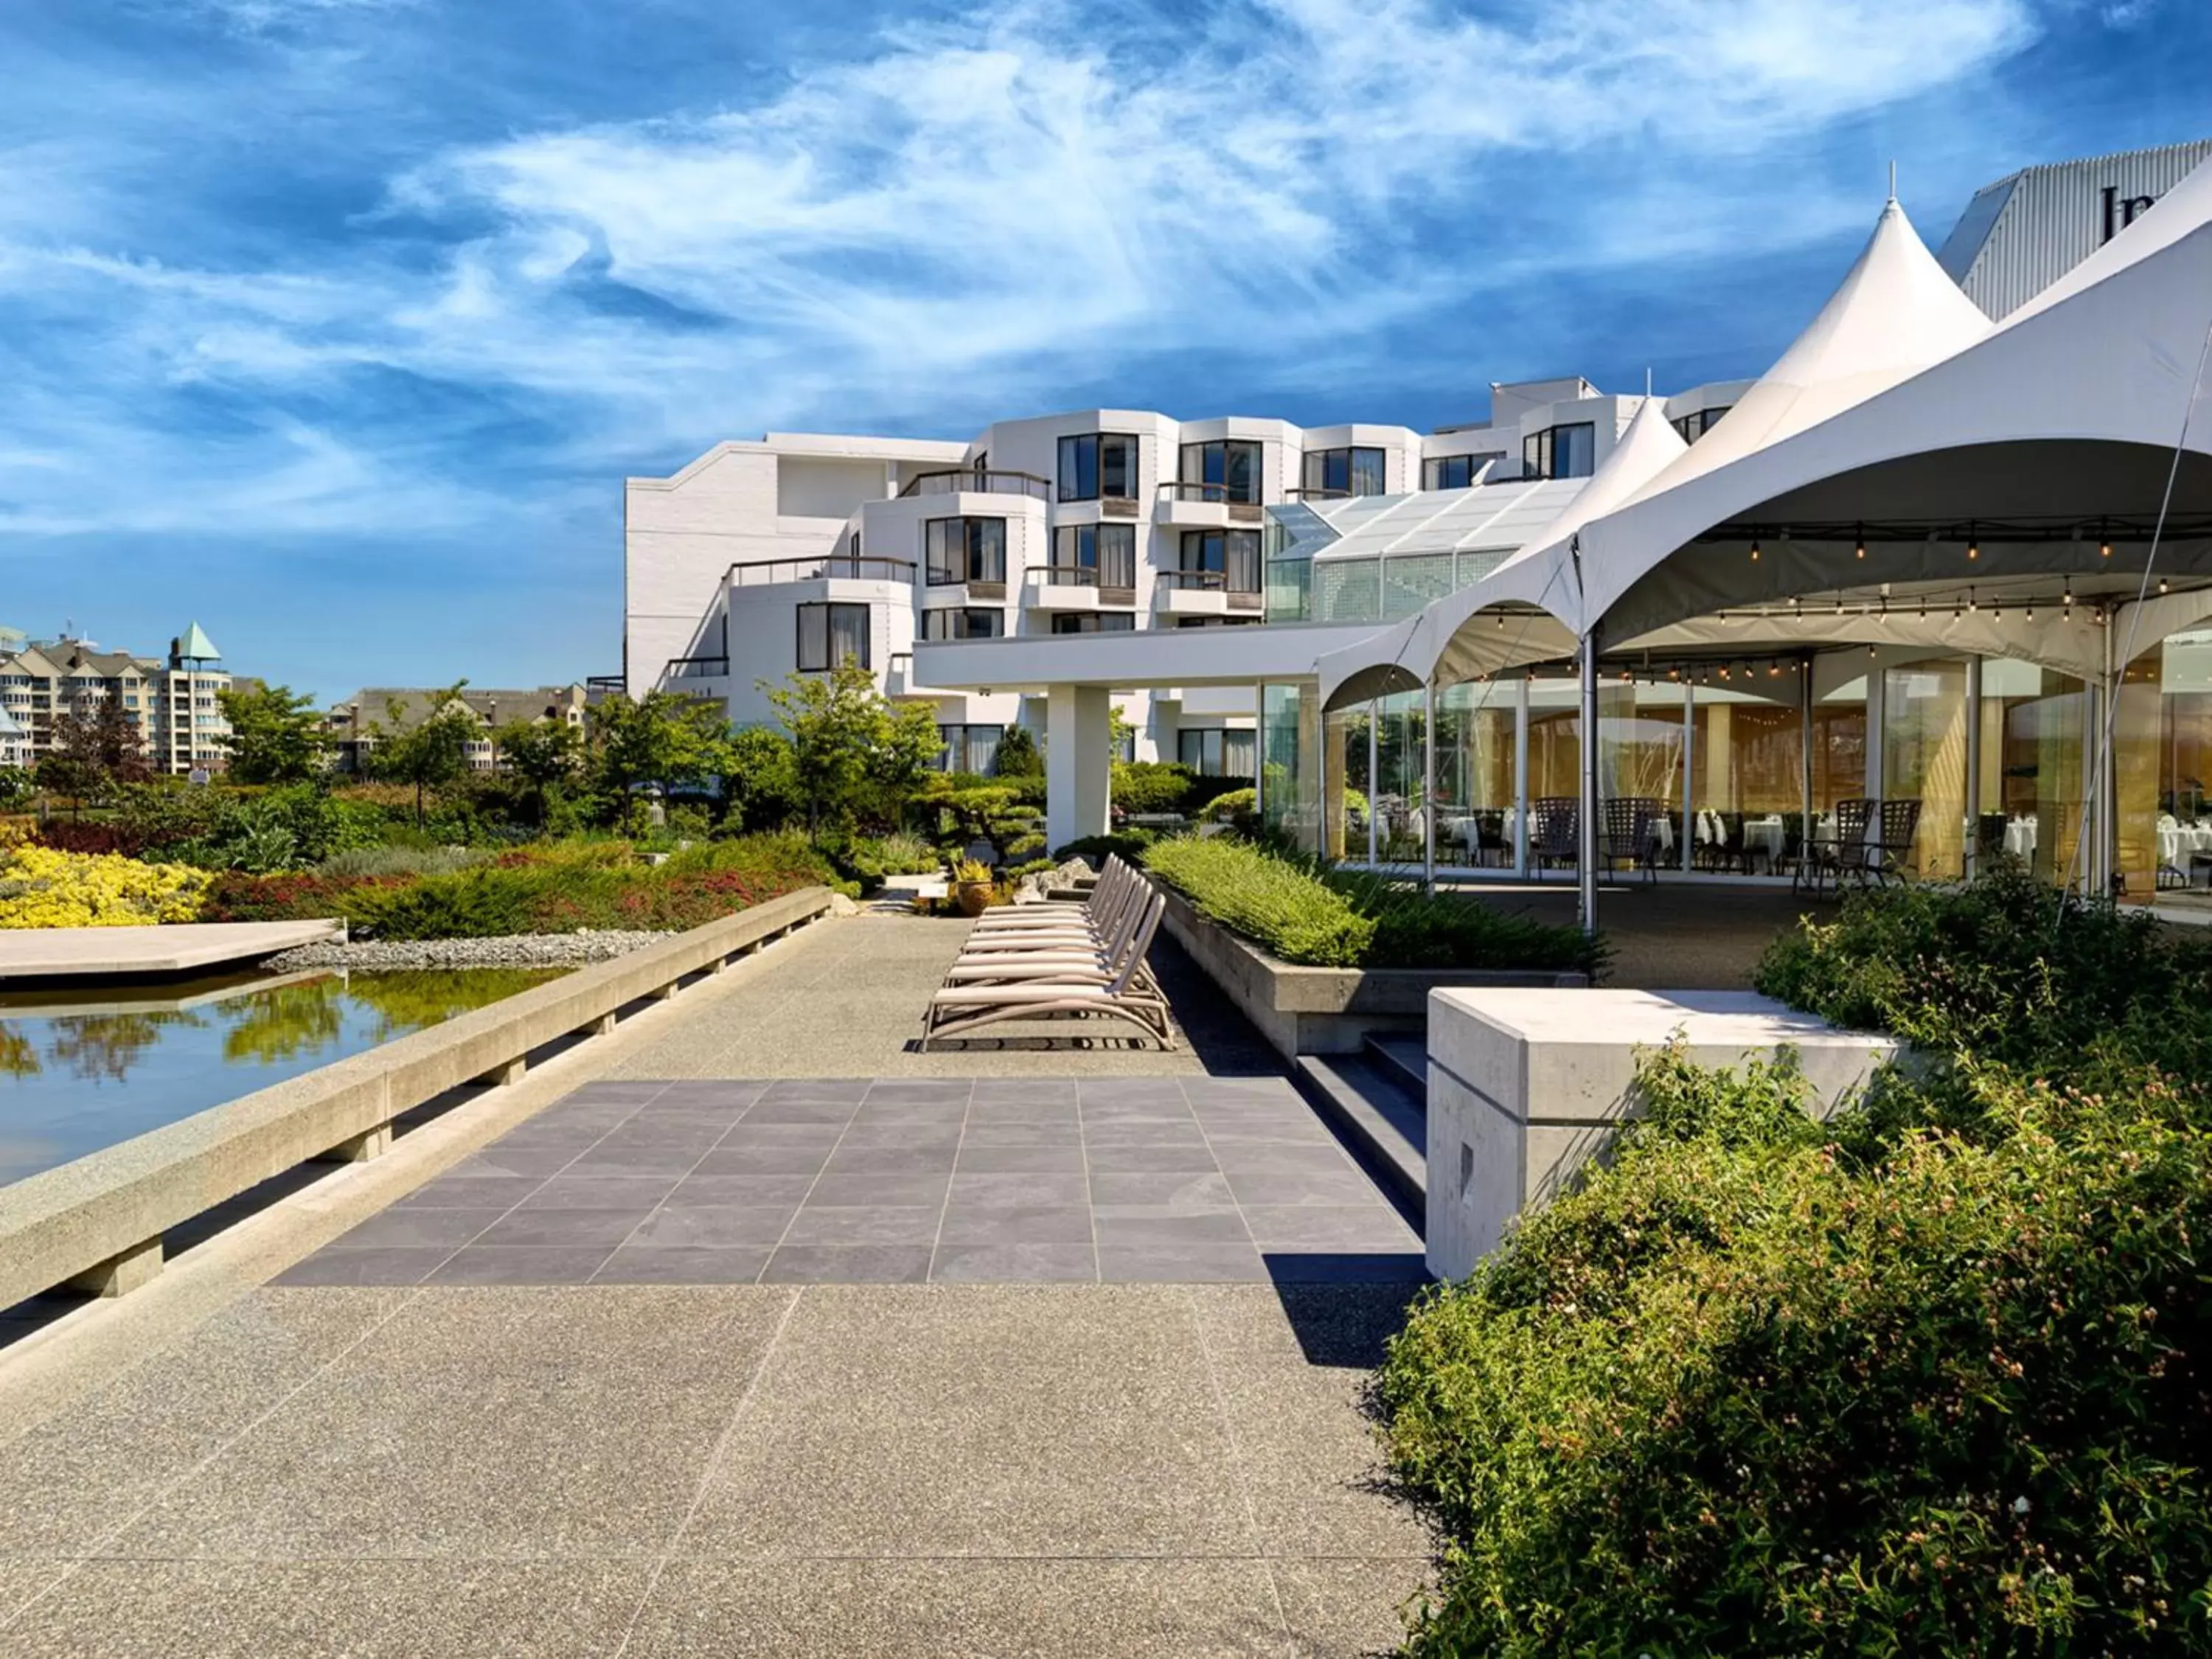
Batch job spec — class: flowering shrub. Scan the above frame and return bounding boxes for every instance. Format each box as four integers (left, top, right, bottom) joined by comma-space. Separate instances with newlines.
0, 834, 212, 928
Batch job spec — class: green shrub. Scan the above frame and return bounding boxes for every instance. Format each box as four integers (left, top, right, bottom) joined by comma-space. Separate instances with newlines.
1110, 760, 1194, 815
1326, 867, 1603, 974
992, 725, 1043, 778
1196, 785, 1256, 827
1143, 837, 1374, 966
315, 844, 484, 880
1381, 1042, 2212, 1656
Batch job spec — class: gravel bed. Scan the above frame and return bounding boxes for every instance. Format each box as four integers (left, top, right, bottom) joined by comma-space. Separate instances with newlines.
264, 930, 677, 971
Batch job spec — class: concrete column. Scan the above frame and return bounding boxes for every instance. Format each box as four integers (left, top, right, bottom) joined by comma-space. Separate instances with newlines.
1045, 684, 1112, 851
316, 1123, 392, 1164
1577, 633, 1599, 936
71, 1237, 161, 1298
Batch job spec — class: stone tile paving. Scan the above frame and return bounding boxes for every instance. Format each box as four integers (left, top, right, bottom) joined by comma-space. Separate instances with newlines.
274, 1077, 1425, 1287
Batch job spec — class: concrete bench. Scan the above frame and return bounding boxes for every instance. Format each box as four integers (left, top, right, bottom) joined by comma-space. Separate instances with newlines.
1425, 988, 1897, 1280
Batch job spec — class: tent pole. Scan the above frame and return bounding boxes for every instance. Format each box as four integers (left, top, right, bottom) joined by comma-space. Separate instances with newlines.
1422, 681, 1436, 897
1798, 655, 1814, 878
1964, 656, 1983, 880
1513, 675, 1529, 878
1680, 677, 1696, 874
1251, 682, 1264, 828
1578, 633, 1600, 936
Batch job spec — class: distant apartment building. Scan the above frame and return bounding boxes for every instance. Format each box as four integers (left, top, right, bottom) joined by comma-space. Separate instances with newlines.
0, 622, 234, 776
0, 703, 29, 771
620, 380, 1753, 775
327, 684, 591, 775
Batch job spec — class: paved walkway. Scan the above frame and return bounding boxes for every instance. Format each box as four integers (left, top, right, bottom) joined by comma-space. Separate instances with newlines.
0, 910, 1434, 1655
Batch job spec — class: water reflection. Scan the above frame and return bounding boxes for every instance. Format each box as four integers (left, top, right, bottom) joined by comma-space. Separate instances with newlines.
0, 967, 563, 1186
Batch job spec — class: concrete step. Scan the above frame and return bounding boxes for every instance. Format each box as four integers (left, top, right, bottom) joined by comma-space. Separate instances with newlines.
1292, 1054, 1426, 1232
1363, 1032, 1427, 1098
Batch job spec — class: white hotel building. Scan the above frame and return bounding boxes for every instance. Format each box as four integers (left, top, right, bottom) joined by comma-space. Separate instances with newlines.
624, 142, 2212, 886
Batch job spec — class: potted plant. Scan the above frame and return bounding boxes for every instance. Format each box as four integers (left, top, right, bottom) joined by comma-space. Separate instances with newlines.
953, 857, 995, 917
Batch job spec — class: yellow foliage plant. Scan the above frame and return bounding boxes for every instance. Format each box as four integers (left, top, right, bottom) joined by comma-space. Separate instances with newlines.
0, 831, 212, 928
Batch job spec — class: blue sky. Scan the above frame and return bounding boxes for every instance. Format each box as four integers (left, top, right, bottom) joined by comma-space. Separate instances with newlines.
3, 0, 2208, 704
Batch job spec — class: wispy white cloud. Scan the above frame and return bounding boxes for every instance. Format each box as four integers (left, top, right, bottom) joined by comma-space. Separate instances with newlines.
0, 0, 2045, 555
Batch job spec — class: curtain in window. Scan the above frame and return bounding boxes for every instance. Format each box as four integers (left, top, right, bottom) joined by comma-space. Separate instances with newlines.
828, 604, 869, 667
1224, 729, 1256, 776
1225, 530, 1260, 592
796, 605, 829, 670
970, 518, 1006, 582
1100, 435, 1135, 499
1098, 524, 1136, 589
926, 520, 957, 584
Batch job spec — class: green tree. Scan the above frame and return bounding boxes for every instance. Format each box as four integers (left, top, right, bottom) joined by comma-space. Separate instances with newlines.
725, 724, 803, 832
366, 681, 479, 827
588, 692, 734, 821
217, 683, 333, 784
993, 723, 1043, 778
0, 765, 35, 810
762, 660, 942, 837
492, 717, 583, 824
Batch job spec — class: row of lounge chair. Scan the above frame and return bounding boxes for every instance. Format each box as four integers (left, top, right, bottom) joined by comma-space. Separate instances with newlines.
919, 858, 1178, 1051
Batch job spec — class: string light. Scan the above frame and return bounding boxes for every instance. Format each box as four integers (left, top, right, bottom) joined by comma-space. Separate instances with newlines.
2024, 598, 2034, 620
2100, 519, 2112, 559
2064, 580, 2074, 609
1968, 587, 1978, 613
1855, 524, 1866, 560
1750, 536, 1761, 563
2160, 576, 2171, 595
1967, 521, 1980, 561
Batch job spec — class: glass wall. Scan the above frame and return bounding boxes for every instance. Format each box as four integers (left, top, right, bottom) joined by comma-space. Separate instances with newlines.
1373, 692, 1427, 866
1881, 658, 1970, 880
2117, 627, 2212, 893
1983, 659, 2087, 886
1259, 682, 1320, 854
1433, 681, 1517, 867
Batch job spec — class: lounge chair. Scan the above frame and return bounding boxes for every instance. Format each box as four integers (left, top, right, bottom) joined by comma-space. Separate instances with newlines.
922, 888, 1175, 1050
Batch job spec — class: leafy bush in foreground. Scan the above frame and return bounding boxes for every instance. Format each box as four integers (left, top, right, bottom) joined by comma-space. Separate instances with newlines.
1381, 1043, 2212, 1656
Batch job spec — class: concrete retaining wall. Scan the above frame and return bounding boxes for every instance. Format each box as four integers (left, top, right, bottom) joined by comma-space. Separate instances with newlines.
0, 887, 836, 1307
1153, 886, 1588, 1059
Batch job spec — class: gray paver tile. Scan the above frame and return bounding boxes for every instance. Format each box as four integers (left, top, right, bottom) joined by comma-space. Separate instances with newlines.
759, 1245, 932, 1284
628, 1206, 796, 1248
837, 1121, 963, 1149
805, 1171, 950, 1208
1208, 1142, 1360, 1174
593, 1247, 772, 1285
1241, 1205, 1421, 1250
959, 1119, 1084, 1147
822, 1144, 958, 1175
683, 1286, 1251, 1557
329, 1208, 504, 1251
937, 1205, 1093, 1245
929, 1242, 1100, 1283
390, 1175, 543, 1210
741, 1101, 859, 1125
442, 1147, 579, 1180
473, 1208, 652, 1248
518, 1175, 680, 1211
423, 1246, 617, 1284
105, 1289, 790, 1559
1083, 1142, 1221, 1173
1093, 1209, 1253, 1246
1088, 1170, 1238, 1210
690, 1143, 835, 1176
953, 1144, 1085, 1173
783, 1205, 942, 1246
947, 1171, 1088, 1207
270, 1248, 448, 1287
1096, 1243, 1269, 1282
563, 1145, 705, 1176
967, 1079, 1079, 1105
663, 1174, 815, 1208
756, 1080, 869, 1105
650, 1080, 767, 1107
1222, 1167, 1385, 1207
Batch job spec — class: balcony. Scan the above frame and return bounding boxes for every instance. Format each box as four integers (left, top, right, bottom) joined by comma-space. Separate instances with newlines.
1153, 569, 1265, 618
897, 468, 1051, 501
884, 652, 945, 698
1023, 566, 1136, 611
726, 554, 916, 587
662, 655, 728, 681
1154, 481, 1265, 527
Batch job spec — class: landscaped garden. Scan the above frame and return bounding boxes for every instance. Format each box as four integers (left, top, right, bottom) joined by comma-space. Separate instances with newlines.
1378, 866, 2212, 1653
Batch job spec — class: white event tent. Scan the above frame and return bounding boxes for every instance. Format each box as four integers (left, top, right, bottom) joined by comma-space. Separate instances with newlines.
1315, 163, 2212, 931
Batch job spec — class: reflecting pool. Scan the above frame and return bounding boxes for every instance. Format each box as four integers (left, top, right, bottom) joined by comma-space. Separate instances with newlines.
0, 967, 565, 1186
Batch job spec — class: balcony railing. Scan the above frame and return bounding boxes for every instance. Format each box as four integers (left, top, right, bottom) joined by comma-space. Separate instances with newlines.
1155, 568, 1256, 593
1282, 487, 1354, 502
1025, 565, 1137, 605
897, 468, 1052, 501
726, 555, 916, 586
585, 675, 625, 695
664, 655, 728, 679
1158, 481, 1262, 505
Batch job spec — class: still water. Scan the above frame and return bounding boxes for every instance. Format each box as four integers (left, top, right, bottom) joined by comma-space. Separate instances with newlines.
0, 967, 565, 1186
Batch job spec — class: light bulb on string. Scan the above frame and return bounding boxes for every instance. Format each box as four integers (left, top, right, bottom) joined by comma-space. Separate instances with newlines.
1750, 536, 1761, 563
2101, 519, 2112, 559
1967, 521, 1979, 561
2063, 580, 2074, 609
1855, 524, 1866, 560
2160, 576, 2171, 595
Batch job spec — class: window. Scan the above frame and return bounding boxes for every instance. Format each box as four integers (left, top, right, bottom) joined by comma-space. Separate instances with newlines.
1178, 439, 1262, 504
1053, 523, 1137, 589
924, 516, 1006, 585
1178, 529, 1262, 591
796, 602, 871, 670
1057, 432, 1140, 501
1050, 613, 1136, 633
1671, 406, 1729, 443
1522, 422, 1596, 480
920, 608, 1004, 641
1176, 728, 1257, 776
1173, 616, 1259, 627
1301, 446, 1386, 498
937, 723, 1004, 775
1422, 453, 1500, 490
